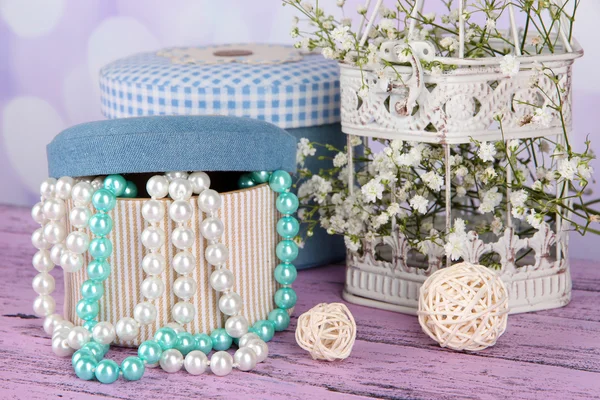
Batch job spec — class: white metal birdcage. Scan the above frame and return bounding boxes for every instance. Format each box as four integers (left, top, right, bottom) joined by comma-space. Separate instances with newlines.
340, 0, 583, 314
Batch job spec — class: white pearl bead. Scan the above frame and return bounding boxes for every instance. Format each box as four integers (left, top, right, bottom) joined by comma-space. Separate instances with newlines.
142, 252, 166, 275
43, 313, 63, 335
165, 171, 189, 182
198, 189, 222, 213
66, 231, 90, 254
234, 347, 258, 371
188, 171, 211, 194
169, 200, 193, 223
91, 176, 105, 190
172, 301, 195, 325
55, 176, 74, 200
171, 227, 194, 250
67, 326, 91, 350
31, 202, 47, 224
168, 178, 193, 201
134, 302, 157, 325
115, 317, 140, 341
219, 292, 243, 316
225, 315, 249, 338
173, 276, 197, 300
246, 339, 269, 363
205, 243, 229, 266
33, 294, 56, 317
172, 251, 196, 275
92, 322, 116, 345
69, 206, 91, 228
42, 198, 66, 221
50, 243, 65, 266
141, 199, 165, 222
32, 272, 55, 295
32, 250, 54, 272
141, 226, 165, 250
209, 268, 234, 292
52, 327, 72, 341
238, 332, 261, 348
54, 320, 75, 331
40, 178, 57, 198
160, 349, 184, 373
71, 181, 94, 205
210, 351, 233, 376
141, 276, 165, 300
200, 217, 224, 240
43, 221, 67, 244
52, 336, 74, 357
165, 322, 185, 334
32, 228, 50, 250
60, 251, 84, 273
147, 175, 169, 199
184, 350, 208, 375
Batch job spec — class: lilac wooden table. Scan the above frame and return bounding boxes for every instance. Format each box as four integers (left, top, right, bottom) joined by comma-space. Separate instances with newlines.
1, 204, 599, 400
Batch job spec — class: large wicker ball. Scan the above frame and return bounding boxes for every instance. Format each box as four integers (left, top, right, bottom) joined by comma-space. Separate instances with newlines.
295, 302, 356, 361
417, 262, 509, 351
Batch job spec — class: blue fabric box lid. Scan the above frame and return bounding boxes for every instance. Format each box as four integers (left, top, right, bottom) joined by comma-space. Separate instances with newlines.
47, 115, 296, 178
99, 43, 340, 129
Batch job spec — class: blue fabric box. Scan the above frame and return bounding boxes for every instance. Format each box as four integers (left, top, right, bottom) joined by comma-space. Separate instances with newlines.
98, 44, 346, 269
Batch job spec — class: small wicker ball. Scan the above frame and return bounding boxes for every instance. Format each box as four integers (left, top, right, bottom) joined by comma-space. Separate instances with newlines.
417, 262, 509, 351
295, 302, 356, 361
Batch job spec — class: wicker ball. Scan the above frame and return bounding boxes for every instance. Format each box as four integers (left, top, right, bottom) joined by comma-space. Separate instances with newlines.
417, 262, 509, 351
295, 302, 356, 361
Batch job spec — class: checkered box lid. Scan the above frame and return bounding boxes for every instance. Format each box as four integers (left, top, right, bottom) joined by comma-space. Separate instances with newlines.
99, 43, 341, 129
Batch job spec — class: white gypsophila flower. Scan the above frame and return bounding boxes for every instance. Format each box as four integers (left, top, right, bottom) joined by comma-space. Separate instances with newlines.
557, 157, 578, 181
292, 16, 299, 26
323, 20, 333, 30
357, 86, 368, 99
491, 216, 503, 235
361, 178, 384, 203
293, 237, 305, 249
373, 213, 389, 228
365, 231, 376, 242
321, 47, 336, 60
440, 36, 458, 51
532, 180, 543, 191
350, 136, 362, 147
290, 27, 299, 38
331, 192, 343, 205
454, 218, 466, 234
508, 139, 520, 152
387, 202, 400, 216
578, 163, 593, 180
330, 215, 346, 232
379, 18, 396, 32
342, 39, 354, 51
456, 186, 467, 197
357, 4, 367, 14
333, 152, 348, 168
500, 54, 520, 77
296, 138, 315, 166
422, 171, 443, 192
336, 0, 345, 7
526, 209, 543, 229
538, 140, 551, 154
532, 106, 552, 127
299, 37, 310, 50
331, 25, 350, 42
449, 155, 463, 166
512, 206, 526, 220
486, 18, 496, 30
301, 1, 313, 12
531, 36, 542, 46
409, 195, 429, 214
444, 221, 467, 261
478, 187, 503, 213
297, 208, 306, 220
481, 167, 497, 184
340, 17, 352, 27
431, 66, 443, 76
510, 189, 528, 208
344, 236, 361, 252
478, 142, 497, 162
454, 165, 468, 178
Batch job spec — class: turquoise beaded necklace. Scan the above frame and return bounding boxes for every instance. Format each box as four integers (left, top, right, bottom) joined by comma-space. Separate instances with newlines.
68, 170, 298, 382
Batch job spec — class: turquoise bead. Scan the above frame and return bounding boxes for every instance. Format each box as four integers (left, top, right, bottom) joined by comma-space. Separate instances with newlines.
276, 216, 300, 239
92, 188, 117, 212
210, 328, 233, 351
74, 355, 97, 380
76, 299, 99, 321
103, 175, 127, 197
250, 171, 271, 184
87, 259, 111, 281
154, 327, 178, 350
81, 342, 105, 361
96, 342, 110, 355
72, 349, 95, 369
253, 320, 275, 342
274, 263, 297, 285
89, 213, 113, 237
89, 237, 113, 259
274, 287, 297, 310
276, 240, 299, 262
193, 333, 213, 355
268, 308, 291, 332
238, 173, 256, 189
175, 332, 195, 356
138, 340, 162, 364
81, 280, 104, 301
95, 359, 120, 384
121, 356, 145, 381
269, 170, 292, 193
276, 192, 299, 215
122, 181, 138, 198
83, 320, 98, 331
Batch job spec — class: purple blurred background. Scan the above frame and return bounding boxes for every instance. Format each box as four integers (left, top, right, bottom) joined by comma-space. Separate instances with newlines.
0, 0, 598, 259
